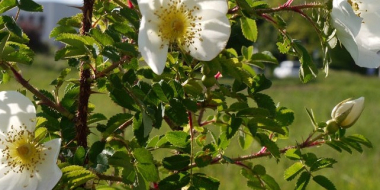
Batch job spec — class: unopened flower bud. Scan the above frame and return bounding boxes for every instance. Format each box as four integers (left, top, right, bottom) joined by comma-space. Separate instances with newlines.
331, 97, 364, 128
325, 119, 339, 134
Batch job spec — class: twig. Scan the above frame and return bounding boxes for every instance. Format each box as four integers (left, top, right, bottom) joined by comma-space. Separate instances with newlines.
7, 65, 75, 120
183, 140, 325, 170
76, 0, 95, 149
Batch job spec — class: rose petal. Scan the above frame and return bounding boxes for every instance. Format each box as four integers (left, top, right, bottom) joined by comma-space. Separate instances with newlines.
35, 139, 62, 190
0, 91, 36, 133
0, 170, 38, 190
182, 0, 228, 15
138, 17, 169, 75
183, 11, 230, 61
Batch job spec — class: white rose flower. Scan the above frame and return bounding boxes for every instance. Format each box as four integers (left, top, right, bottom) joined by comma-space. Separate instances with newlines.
137, 0, 231, 74
331, 97, 365, 128
331, 0, 380, 68
0, 91, 62, 190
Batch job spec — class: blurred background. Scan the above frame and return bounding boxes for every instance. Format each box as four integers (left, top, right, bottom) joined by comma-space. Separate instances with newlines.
2, 0, 379, 189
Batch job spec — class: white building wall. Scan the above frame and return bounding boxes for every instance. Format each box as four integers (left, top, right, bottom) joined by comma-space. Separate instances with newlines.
6, 1, 81, 44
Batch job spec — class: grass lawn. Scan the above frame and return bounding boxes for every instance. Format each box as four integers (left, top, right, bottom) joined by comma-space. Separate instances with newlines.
2, 56, 379, 189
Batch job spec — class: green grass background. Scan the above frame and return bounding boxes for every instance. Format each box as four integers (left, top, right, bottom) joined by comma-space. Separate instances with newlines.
2, 55, 379, 190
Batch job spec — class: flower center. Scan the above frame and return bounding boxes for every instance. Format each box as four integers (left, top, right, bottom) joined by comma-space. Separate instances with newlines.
0, 125, 46, 178
154, 0, 203, 48
347, 0, 366, 17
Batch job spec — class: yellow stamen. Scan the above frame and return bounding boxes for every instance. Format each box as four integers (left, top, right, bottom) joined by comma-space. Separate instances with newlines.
0, 124, 46, 177
155, 0, 203, 49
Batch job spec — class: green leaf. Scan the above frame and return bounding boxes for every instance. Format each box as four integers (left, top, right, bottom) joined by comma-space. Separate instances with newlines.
305, 108, 317, 128
251, 1, 269, 8
325, 141, 342, 153
332, 140, 352, 154
313, 175, 336, 190
152, 81, 174, 103
194, 151, 212, 168
192, 173, 220, 190
122, 166, 136, 185
88, 141, 106, 163
2, 50, 33, 64
17, 0, 43, 12
50, 25, 77, 38
102, 46, 120, 62
51, 68, 71, 88
73, 146, 86, 165
345, 134, 373, 148
142, 111, 153, 137
261, 174, 281, 190
119, 7, 140, 29
61, 165, 96, 189
293, 41, 318, 83
34, 127, 47, 143
107, 74, 138, 111
238, 127, 254, 150
255, 133, 280, 159
251, 74, 272, 93
54, 46, 87, 60
284, 162, 304, 181
158, 172, 190, 190
241, 167, 256, 181
94, 153, 109, 173
1, 16, 22, 37
252, 93, 276, 116
60, 117, 75, 140
88, 113, 107, 125
310, 158, 337, 172
240, 17, 258, 42
166, 99, 188, 126
134, 172, 149, 190
0, 32, 10, 56
34, 90, 60, 118
277, 38, 291, 54
342, 138, 363, 153
295, 172, 311, 190
90, 28, 114, 46
237, 107, 270, 118
133, 112, 148, 145
133, 148, 154, 165
242, 46, 254, 60
251, 117, 285, 135
247, 179, 265, 190
275, 107, 295, 127
166, 131, 190, 148
104, 113, 133, 137
114, 42, 138, 56
0, 0, 16, 14
285, 149, 302, 160
56, 33, 97, 47
60, 85, 79, 112
182, 99, 198, 112
250, 51, 278, 65
183, 79, 203, 97
109, 151, 133, 168
227, 102, 249, 112
133, 148, 159, 182
162, 154, 191, 170
57, 13, 83, 28
253, 165, 266, 176
302, 153, 318, 167
226, 114, 242, 139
